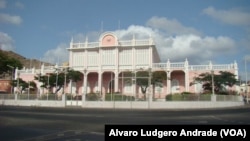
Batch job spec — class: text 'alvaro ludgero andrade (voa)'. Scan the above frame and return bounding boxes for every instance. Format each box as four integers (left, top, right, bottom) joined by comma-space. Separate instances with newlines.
105, 125, 250, 141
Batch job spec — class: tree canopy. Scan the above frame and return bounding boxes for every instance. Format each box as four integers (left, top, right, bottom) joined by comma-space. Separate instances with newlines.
191, 71, 238, 94
10, 78, 36, 94
0, 50, 23, 75
122, 71, 167, 95
34, 69, 82, 94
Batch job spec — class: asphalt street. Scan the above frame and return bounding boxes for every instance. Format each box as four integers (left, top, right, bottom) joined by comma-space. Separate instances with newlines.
0, 105, 250, 141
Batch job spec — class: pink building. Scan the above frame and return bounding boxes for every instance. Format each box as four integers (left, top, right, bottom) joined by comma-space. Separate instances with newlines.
17, 32, 239, 99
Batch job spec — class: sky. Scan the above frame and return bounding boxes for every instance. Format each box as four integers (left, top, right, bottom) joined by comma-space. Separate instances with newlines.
0, 0, 250, 80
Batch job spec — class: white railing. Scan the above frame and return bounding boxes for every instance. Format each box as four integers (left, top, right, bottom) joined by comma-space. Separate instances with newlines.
119, 40, 132, 46
72, 42, 99, 48
153, 63, 167, 69
170, 62, 185, 69
212, 64, 233, 70
71, 39, 153, 48
152, 63, 234, 71
135, 40, 151, 46
189, 65, 210, 70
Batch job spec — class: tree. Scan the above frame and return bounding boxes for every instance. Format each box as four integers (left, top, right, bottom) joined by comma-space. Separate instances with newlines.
35, 72, 64, 94
136, 71, 167, 95
66, 69, 83, 94
0, 50, 23, 76
191, 71, 238, 94
124, 70, 166, 99
67, 69, 83, 83
34, 69, 82, 94
10, 78, 36, 94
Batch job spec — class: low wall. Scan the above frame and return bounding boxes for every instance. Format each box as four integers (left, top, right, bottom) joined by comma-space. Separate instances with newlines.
0, 95, 245, 109
82, 101, 244, 109
0, 99, 66, 107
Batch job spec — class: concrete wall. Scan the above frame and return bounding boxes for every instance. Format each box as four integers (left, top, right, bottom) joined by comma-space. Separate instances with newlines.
0, 100, 66, 107
81, 101, 244, 109
0, 95, 245, 109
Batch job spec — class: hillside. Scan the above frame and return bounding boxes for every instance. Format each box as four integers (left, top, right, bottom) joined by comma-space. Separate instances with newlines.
3, 50, 54, 69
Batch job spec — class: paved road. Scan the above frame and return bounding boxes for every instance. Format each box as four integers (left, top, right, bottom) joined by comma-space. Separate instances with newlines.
0, 105, 250, 141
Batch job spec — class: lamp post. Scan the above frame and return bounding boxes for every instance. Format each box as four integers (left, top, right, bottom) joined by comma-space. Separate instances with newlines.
47, 74, 50, 100
211, 70, 215, 95
17, 71, 20, 94
245, 57, 248, 103
83, 69, 87, 102
148, 68, 152, 109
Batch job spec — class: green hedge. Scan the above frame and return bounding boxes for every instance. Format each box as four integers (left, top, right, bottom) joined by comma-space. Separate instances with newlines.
105, 93, 135, 101
165, 93, 211, 101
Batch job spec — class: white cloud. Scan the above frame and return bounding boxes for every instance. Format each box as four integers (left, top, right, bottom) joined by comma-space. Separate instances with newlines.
42, 43, 69, 64
146, 16, 201, 36
162, 35, 236, 63
115, 25, 154, 39
0, 13, 22, 25
0, 32, 15, 51
114, 21, 236, 64
49, 16, 236, 66
0, 0, 6, 9
203, 6, 250, 26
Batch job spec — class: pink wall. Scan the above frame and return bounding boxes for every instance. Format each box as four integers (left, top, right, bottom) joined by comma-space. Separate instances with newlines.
17, 69, 237, 97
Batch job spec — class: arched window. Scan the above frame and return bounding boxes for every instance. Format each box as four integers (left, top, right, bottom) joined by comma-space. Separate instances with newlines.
195, 81, 202, 93
94, 81, 98, 93
124, 81, 132, 93
171, 79, 179, 93
155, 82, 163, 94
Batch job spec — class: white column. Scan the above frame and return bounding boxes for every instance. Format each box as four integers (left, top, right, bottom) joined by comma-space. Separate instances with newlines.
84, 50, 88, 68
82, 71, 88, 102
115, 47, 119, 92
166, 71, 171, 94
132, 47, 135, 70
184, 58, 189, 92
98, 71, 102, 94
69, 80, 72, 94
149, 46, 152, 68
166, 59, 171, 94
185, 71, 190, 92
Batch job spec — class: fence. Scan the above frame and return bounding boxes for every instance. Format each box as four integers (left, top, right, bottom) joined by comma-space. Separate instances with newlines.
0, 94, 245, 109
0, 94, 62, 100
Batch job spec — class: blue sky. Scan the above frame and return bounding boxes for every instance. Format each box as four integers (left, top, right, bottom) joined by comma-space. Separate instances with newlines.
0, 0, 250, 80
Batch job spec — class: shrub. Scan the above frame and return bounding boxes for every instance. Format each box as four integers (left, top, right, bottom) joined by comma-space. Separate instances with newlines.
86, 93, 100, 101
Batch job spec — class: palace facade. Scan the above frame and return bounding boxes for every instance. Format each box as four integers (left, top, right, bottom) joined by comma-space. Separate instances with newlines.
16, 32, 239, 99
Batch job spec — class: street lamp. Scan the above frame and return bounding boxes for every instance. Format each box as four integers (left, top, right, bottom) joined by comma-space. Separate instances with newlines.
245, 57, 248, 103
83, 68, 87, 102
17, 71, 20, 94
211, 70, 215, 95
47, 74, 50, 100
148, 68, 152, 109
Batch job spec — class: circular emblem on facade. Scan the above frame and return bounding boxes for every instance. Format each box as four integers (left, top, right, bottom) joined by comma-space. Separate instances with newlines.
101, 34, 116, 46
